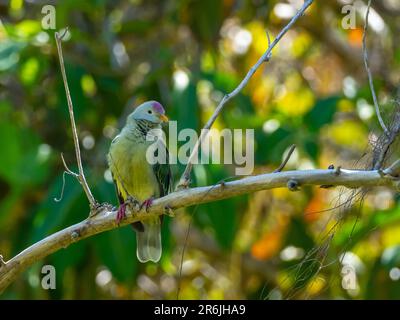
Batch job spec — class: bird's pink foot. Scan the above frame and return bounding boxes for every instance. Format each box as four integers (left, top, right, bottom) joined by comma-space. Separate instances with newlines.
116, 203, 127, 224
140, 197, 154, 212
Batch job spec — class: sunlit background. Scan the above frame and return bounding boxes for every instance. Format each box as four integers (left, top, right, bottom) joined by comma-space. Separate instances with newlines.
1, 0, 400, 299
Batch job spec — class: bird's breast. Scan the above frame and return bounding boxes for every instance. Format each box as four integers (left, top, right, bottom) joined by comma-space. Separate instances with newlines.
108, 136, 159, 202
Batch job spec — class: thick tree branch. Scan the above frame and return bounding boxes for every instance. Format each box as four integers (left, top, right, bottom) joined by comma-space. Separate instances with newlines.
55, 29, 97, 208
176, 0, 314, 189
1, 165, 399, 293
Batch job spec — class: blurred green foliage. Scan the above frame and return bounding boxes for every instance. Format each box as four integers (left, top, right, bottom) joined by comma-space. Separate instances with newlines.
0, 0, 400, 299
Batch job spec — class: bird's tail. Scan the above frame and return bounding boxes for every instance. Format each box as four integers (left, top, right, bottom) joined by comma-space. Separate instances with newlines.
135, 218, 162, 263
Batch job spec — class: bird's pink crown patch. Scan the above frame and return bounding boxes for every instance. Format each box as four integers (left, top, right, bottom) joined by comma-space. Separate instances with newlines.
152, 101, 165, 114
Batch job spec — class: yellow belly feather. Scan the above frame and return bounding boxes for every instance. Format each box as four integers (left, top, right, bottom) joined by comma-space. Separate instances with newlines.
108, 135, 159, 203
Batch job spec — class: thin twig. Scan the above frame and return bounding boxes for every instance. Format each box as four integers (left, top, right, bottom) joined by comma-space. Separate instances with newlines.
54, 171, 68, 202
372, 104, 400, 170
274, 144, 296, 173
383, 159, 400, 177
55, 29, 96, 208
60, 153, 78, 177
363, 0, 389, 135
176, 0, 314, 189
1, 161, 400, 293
264, 29, 272, 61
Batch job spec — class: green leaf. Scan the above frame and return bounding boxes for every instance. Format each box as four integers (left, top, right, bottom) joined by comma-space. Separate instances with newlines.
304, 96, 339, 132
303, 136, 319, 161
283, 217, 315, 250
172, 81, 199, 131
92, 228, 138, 283
0, 123, 50, 187
191, 165, 247, 249
255, 127, 293, 165
335, 204, 400, 248
0, 40, 25, 71
182, 0, 223, 43
30, 174, 83, 243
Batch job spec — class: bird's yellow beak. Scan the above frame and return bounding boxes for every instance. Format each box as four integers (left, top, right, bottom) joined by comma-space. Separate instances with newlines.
159, 114, 169, 122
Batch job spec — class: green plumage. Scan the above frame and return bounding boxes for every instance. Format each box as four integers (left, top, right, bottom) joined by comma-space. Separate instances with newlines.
108, 101, 171, 263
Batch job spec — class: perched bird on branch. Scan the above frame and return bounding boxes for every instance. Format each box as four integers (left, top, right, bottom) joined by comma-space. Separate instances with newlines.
108, 101, 171, 263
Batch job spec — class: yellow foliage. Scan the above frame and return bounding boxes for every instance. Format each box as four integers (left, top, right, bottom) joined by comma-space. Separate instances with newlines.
246, 21, 269, 58
0, 19, 7, 40
251, 77, 275, 112
291, 32, 312, 57
244, 21, 271, 92
326, 120, 368, 150
277, 272, 293, 291
201, 50, 215, 73
276, 88, 315, 116
208, 288, 225, 300
272, 187, 290, 199
382, 223, 400, 248
353, 238, 381, 262
306, 276, 326, 296
274, 73, 315, 116
20, 58, 39, 85
337, 99, 354, 112
81, 74, 97, 97
14, 20, 41, 38
10, 0, 23, 11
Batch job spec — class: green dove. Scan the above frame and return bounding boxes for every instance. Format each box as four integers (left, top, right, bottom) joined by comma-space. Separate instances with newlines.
108, 101, 172, 263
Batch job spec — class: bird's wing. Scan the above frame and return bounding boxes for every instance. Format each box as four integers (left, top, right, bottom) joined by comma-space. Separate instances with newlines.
112, 172, 125, 205
152, 140, 172, 197
108, 134, 127, 205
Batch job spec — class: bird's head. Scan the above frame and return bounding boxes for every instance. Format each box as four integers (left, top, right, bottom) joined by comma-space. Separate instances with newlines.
128, 101, 169, 125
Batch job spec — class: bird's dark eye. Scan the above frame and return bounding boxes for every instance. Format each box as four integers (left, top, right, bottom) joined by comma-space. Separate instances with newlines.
148, 110, 152, 114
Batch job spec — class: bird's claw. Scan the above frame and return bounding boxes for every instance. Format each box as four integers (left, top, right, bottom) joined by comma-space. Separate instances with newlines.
140, 197, 154, 212
116, 203, 127, 225
116, 196, 140, 225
